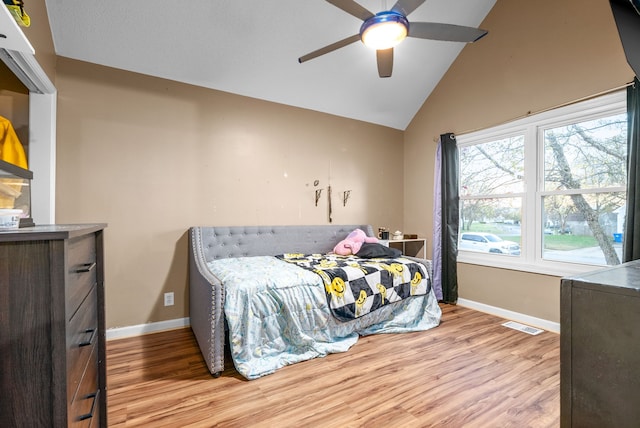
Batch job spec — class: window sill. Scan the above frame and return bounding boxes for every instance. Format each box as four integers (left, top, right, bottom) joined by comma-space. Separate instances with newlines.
457, 251, 609, 277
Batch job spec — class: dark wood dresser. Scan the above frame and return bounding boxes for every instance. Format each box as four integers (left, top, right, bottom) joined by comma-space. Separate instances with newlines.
561, 260, 640, 427
0, 224, 107, 427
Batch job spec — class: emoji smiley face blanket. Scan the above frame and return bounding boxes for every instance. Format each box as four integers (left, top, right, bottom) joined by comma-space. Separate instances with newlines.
207, 255, 439, 379
277, 253, 430, 321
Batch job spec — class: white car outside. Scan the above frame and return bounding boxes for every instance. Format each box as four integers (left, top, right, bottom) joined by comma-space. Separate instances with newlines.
459, 232, 521, 255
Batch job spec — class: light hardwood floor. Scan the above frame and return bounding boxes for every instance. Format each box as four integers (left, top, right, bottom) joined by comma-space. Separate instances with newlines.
106, 304, 560, 427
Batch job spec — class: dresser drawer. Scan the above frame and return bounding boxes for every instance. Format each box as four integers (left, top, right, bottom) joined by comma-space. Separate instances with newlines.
67, 284, 98, 403
0, 225, 106, 428
67, 234, 97, 320
69, 343, 99, 428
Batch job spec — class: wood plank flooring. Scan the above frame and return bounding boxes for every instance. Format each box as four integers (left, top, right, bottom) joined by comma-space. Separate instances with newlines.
106, 304, 560, 427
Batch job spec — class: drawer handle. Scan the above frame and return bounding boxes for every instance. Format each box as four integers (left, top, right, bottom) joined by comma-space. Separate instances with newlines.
75, 262, 96, 273
78, 389, 99, 421
79, 328, 97, 347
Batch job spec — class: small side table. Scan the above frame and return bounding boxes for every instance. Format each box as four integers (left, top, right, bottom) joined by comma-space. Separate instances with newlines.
380, 238, 427, 258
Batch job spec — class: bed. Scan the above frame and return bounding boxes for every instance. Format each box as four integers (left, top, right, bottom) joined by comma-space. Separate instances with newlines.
188, 224, 442, 380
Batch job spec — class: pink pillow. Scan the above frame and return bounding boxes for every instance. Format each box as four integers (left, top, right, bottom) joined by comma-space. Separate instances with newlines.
333, 229, 378, 255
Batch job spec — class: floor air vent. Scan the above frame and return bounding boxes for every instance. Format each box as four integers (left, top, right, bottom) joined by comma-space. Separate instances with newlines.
502, 321, 544, 335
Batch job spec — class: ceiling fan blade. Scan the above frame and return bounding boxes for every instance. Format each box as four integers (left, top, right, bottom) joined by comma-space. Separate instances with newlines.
325, 0, 375, 21
390, 0, 426, 17
376, 48, 393, 78
298, 34, 362, 63
408, 22, 488, 42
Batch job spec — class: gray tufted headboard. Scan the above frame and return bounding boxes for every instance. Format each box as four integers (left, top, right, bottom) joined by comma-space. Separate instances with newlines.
188, 224, 375, 377
193, 224, 375, 262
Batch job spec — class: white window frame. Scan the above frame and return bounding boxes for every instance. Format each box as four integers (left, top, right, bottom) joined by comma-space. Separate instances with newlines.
457, 90, 627, 277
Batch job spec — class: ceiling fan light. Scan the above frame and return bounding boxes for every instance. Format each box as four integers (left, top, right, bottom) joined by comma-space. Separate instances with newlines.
360, 12, 409, 50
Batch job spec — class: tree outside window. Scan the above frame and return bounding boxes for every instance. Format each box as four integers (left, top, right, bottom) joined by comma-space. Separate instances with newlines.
458, 92, 627, 270
460, 136, 524, 257
542, 114, 627, 265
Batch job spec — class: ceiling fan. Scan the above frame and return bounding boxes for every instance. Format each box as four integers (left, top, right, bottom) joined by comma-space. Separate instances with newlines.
298, 0, 488, 78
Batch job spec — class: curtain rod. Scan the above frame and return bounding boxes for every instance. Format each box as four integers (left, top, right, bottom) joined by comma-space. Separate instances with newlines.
435, 80, 636, 141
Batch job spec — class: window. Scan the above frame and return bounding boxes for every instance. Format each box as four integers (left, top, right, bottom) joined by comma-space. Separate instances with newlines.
457, 91, 627, 275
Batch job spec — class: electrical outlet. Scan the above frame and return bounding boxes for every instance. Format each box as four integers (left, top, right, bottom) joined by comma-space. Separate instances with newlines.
164, 292, 174, 306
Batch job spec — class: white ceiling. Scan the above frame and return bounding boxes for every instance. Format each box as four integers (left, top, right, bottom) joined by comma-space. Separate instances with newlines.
44, 0, 496, 130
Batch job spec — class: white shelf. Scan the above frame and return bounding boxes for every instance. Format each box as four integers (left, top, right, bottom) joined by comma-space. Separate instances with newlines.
0, 6, 34, 54
381, 238, 427, 258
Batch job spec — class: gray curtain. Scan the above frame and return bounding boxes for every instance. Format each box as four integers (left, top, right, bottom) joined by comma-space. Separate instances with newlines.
432, 133, 459, 303
624, 77, 640, 262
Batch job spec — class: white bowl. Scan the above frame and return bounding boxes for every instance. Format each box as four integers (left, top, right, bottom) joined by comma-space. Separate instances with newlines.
0, 209, 22, 229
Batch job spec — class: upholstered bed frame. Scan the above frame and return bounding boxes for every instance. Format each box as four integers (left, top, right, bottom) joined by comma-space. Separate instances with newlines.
188, 224, 376, 377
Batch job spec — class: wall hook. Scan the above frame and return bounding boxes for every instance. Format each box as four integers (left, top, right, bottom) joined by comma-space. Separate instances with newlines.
342, 190, 351, 207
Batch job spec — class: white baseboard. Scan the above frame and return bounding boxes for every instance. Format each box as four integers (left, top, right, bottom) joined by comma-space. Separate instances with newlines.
106, 317, 190, 341
457, 298, 560, 334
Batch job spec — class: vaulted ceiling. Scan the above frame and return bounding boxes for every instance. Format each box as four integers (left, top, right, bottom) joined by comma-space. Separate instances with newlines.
44, 0, 496, 130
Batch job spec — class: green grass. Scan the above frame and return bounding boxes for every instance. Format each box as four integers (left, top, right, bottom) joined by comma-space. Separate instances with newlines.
463, 224, 522, 244
542, 235, 599, 250
466, 223, 504, 234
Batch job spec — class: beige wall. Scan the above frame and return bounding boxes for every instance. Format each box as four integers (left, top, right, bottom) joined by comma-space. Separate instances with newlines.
22, 0, 56, 86
54, 59, 405, 328
404, 0, 634, 323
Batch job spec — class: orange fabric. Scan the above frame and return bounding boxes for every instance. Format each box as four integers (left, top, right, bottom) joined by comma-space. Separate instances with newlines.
0, 116, 28, 169
0, 116, 28, 209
